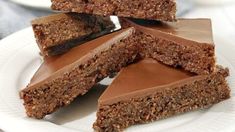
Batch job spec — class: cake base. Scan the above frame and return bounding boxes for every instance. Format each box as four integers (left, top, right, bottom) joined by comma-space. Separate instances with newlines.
120, 18, 216, 75
51, 0, 176, 21
32, 13, 115, 56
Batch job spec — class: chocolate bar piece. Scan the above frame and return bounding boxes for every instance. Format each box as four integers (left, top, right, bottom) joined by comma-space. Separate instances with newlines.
94, 59, 230, 132
51, 0, 176, 21
20, 28, 139, 119
121, 18, 216, 75
32, 13, 115, 56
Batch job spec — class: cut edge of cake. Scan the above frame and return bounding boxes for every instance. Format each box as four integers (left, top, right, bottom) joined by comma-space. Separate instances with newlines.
51, 0, 177, 21
31, 13, 116, 56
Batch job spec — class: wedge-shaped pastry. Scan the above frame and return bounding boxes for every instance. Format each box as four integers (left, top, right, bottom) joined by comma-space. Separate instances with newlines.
20, 28, 139, 119
32, 13, 115, 56
94, 59, 230, 132
121, 18, 216, 75
51, 0, 176, 21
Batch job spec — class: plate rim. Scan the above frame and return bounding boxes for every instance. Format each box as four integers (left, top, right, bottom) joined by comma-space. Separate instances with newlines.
8, 0, 51, 10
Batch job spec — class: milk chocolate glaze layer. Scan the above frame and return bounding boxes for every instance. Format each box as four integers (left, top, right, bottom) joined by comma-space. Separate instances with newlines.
121, 18, 214, 45
99, 59, 199, 105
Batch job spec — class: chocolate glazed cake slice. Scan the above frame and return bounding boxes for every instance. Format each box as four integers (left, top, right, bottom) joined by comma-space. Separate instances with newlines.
32, 13, 115, 56
94, 59, 230, 132
51, 0, 176, 21
20, 28, 140, 119
120, 18, 216, 75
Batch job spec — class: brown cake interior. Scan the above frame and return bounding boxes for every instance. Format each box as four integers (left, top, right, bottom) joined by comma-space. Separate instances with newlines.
32, 13, 115, 56
51, 0, 176, 21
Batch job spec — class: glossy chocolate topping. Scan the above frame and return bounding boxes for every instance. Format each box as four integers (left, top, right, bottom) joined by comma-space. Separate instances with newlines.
99, 59, 198, 105
122, 18, 214, 45
29, 28, 134, 87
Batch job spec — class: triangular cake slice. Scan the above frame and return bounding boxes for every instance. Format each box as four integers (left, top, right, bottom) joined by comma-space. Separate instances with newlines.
94, 59, 230, 131
32, 13, 115, 56
20, 28, 140, 119
51, 0, 176, 21
120, 18, 216, 75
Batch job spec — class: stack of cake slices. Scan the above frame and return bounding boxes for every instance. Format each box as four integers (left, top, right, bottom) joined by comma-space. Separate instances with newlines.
20, 0, 231, 131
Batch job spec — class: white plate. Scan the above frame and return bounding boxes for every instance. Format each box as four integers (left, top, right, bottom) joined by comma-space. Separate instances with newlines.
192, 0, 235, 5
8, 0, 51, 10
0, 27, 235, 132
